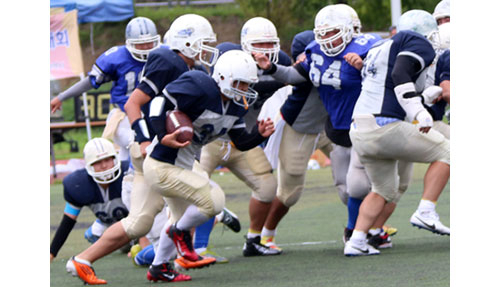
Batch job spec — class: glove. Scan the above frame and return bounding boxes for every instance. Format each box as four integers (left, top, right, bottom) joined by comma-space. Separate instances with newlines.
421, 85, 442, 105
415, 109, 433, 130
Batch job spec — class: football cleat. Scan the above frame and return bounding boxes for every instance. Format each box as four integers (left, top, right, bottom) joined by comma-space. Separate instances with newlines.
261, 235, 283, 252
130, 244, 142, 266
410, 210, 450, 235
343, 227, 353, 244
199, 247, 229, 264
243, 236, 281, 256
383, 225, 398, 237
174, 255, 217, 270
220, 207, 241, 233
66, 256, 107, 285
167, 224, 199, 261
367, 232, 393, 249
344, 240, 380, 256
147, 262, 192, 282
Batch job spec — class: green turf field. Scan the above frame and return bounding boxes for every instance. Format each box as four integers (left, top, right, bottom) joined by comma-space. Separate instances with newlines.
50, 164, 450, 287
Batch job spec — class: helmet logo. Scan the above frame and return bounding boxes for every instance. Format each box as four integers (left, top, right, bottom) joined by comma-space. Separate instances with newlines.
177, 27, 194, 38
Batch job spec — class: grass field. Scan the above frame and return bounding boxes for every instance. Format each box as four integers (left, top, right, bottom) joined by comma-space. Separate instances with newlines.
50, 164, 450, 287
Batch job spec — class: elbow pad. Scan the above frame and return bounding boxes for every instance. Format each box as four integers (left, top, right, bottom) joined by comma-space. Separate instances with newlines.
394, 82, 425, 122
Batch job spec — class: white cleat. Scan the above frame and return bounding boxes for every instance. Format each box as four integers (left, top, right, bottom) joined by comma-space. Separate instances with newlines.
344, 240, 380, 256
410, 210, 450, 236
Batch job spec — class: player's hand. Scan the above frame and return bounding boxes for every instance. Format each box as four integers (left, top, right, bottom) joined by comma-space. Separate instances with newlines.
50, 97, 62, 113
50, 253, 54, 263
252, 52, 271, 70
160, 129, 191, 148
344, 53, 363, 70
415, 110, 433, 133
294, 53, 307, 65
258, 117, 275, 137
422, 85, 443, 105
139, 141, 151, 158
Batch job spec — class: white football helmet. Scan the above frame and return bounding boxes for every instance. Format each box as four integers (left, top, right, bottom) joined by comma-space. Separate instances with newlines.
125, 17, 161, 62
313, 5, 354, 57
163, 30, 170, 45
335, 4, 362, 35
168, 14, 219, 66
212, 50, 259, 109
240, 17, 281, 64
397, 9, 440, 51
83, 138, 121, 185
438, 22, 450, 51
433, 0, 450, 23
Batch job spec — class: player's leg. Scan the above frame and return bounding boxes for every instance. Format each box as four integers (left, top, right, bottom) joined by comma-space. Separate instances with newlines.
262, 125, 319, 251
226, 146, 279, 256
144, 156, 223, 268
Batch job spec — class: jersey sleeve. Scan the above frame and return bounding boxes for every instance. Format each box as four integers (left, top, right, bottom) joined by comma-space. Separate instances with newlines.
397, 32, 436, 72
137, 49, 176, 98
88, 46, 121, 88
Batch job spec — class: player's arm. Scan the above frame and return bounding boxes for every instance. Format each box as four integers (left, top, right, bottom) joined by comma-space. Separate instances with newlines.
253, 52, 308, 85
50, 77, 94, 113
125, 88, 153, 156
50, 205, 79, 262
228, 118, 274, 151
392, 55, 433, 133
440, 80, 450, 104
148, 94, 190, 148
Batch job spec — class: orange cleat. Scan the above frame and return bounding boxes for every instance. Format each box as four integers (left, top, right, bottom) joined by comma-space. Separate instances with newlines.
66, 256, 107, 285
174, 255, 216, 270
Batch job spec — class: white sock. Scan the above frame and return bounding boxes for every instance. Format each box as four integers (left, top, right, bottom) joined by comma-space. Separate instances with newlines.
247, 229, 261, 239
368, 228, 382, 236
350, 230, 367, 245
176, 204, 210, 231
215, 210, 224, 222
152, 222, 177, 266
73, 256, 92, 266
261, 227, 276, 238
417, 199, 436, 213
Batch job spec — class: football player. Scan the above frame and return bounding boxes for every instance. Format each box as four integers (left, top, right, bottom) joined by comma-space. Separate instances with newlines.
65, 14, 218, 285
345, 9, 450, 256
433, 0, 450, 25
255, 4, 404, 250
259, 29, 333, 252
50, 17, 162, 162
143, 49, 275, 280
50, 138, 128, 262
195, 17, 292, 257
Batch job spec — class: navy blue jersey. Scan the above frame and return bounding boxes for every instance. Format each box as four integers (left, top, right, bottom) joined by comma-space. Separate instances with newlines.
62, 162, 129, 225
300, 33, 381, 130
134, 47, 193, 141
89, 46, 165, 111
215, 42, 292, 131
150, 70, 263, 169
354, 31, 436, 120
430, 49, 450, 120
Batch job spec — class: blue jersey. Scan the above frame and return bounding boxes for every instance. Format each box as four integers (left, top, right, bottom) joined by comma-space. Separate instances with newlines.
353, 31, 436, 120
300, 33, 381, 130
89, 46, 145, 111
430, 49, 450, 120
215, 42, 292, 131
62, 162, 129, 225
150, 70, 262, 169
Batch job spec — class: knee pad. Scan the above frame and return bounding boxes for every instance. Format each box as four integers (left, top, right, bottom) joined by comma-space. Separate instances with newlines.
251, 173, 277, 203
277, 185, 303, 207
205, 180, 225, 217
337, 185, 348, 205
121, 212, 156, 240
346, 168, 371, 200
245, 147, 272, 175
121, 173, 134, 210
392, 190, 405, 204
102, 108, 126, 140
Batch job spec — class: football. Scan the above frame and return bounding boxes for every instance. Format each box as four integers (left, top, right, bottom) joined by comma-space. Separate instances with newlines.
166, 110, 194, 143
